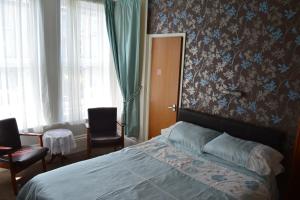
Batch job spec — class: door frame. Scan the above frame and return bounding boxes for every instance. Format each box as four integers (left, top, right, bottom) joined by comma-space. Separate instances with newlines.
140, 33, 186, 141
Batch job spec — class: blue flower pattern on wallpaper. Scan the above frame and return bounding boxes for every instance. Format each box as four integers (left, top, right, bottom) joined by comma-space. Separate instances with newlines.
148, 0, 300, 152
284, 9, 296, 20
259, 1, 268, 13
245, 9, 256, 21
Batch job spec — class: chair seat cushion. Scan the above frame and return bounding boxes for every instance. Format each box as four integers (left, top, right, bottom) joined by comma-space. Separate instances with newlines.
91, 134, 122, 146
0, 146, 48, 168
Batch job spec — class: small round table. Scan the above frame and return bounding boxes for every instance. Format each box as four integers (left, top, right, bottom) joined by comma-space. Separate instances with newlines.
43, 129, 76, 163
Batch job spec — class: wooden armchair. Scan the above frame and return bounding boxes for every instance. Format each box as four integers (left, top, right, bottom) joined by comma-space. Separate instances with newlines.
0, 118, 48, 194
86, 107, 125, 157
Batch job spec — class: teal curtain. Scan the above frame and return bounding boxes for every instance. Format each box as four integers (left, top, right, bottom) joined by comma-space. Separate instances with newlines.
104, 0, 141, 138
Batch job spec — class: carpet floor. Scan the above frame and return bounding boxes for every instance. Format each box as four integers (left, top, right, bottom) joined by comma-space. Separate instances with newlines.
0, 148, 117, 200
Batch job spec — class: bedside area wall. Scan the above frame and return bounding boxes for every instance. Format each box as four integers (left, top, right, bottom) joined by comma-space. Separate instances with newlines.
147, 0, 300, 158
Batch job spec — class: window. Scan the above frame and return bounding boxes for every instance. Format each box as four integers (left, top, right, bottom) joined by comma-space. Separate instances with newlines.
60, 0, 122, 122
0, 0, 48, 129
0, 0, 122, 129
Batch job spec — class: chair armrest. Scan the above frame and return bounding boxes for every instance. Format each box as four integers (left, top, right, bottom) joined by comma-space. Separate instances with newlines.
0, 146, 14, 156
19, 132, 44, 147
86, 122, 91, 154
19, 132, 43, 137
85, 122, 90, 138
116, 121, 125, 127
0, 146, 13, 150
116, 121, 125, 139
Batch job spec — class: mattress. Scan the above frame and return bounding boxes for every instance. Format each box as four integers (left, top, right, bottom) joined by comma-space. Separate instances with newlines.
17, 137, 278, 200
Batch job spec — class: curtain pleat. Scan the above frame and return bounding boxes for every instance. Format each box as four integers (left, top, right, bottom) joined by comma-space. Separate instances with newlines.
60, 0, 123, 123
0, 0, 49, 130
0, 0, 123, 130
104, 0, 141, 138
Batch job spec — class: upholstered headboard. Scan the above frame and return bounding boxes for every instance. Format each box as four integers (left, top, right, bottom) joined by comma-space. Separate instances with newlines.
177, 108, 285, 152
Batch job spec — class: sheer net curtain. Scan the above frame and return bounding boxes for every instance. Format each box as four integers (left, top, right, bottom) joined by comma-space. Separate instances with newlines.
60, 0, 123, 123
0, 0, 49, 130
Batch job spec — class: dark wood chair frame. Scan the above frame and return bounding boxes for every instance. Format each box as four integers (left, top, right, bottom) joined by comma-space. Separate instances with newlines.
86, 121, 125, 158
0, 132, 47, 195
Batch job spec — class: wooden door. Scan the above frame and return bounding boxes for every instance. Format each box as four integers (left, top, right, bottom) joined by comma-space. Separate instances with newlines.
148, 37, 182, 139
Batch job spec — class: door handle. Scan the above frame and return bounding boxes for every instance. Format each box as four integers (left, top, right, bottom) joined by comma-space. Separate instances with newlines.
167, 104, 177, 112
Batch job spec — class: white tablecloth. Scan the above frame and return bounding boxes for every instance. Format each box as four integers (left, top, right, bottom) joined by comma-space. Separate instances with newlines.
43, 129, 76, 155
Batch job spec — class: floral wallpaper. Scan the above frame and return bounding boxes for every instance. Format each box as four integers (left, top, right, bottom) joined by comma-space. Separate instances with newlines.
148, 0, 300, 154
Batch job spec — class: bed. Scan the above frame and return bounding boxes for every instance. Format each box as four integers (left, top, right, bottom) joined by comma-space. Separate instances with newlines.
17, 109, 285, 200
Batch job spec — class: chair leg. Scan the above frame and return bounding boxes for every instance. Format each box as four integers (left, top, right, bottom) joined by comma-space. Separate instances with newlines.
42, 158, 47, 172
10, 168, 17, 195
